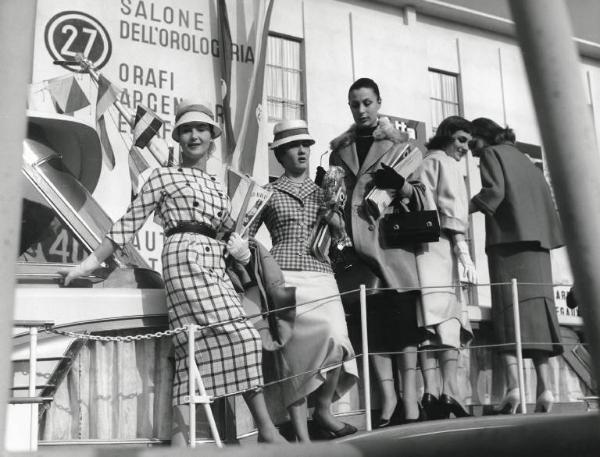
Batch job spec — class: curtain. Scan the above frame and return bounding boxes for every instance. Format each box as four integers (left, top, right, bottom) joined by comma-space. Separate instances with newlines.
40, 337, 173, 441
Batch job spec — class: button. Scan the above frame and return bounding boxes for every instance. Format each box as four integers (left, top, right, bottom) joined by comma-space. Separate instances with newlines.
177, 168, 183, 172
193, 201, 199, 207
217, 211, 222, 216
186, 182, 191, 186
218, 192, 223, 196
368, 225, 375, 231
211, 176, 216, 181
205, 247, 211, 252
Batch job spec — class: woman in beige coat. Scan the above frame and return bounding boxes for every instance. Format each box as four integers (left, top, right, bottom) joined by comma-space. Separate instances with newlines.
329, 77, 427, 425
414, 116, 477, 420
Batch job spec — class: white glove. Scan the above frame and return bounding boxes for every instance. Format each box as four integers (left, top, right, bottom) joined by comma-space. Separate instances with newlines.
455, 240, 478, 284
227, 232, 251, 265
62, 253, 102, 286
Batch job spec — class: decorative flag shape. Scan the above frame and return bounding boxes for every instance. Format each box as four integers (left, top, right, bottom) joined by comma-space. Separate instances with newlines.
129, 145, 151, 195
133, 104, 164, 148
95, 74, 122, 170
229, 0, 274, 184
218, 0, 236, 157
96, 74, 122, 120
47, 75, 90, 114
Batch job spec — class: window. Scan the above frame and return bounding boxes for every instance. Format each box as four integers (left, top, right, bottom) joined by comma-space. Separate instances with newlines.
266, 35, 305, 122
429, 70, 461, 132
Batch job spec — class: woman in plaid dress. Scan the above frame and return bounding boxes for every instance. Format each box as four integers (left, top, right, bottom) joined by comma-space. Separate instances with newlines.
249, 120, 358, 442
63, 100, 284, 445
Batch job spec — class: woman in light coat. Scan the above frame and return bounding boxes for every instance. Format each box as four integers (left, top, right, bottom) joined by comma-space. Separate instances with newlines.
329, 77, 427, 425
414, 116, 477, 420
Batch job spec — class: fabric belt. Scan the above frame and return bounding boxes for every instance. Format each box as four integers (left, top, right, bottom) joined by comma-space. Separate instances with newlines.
165, 222, 217, 239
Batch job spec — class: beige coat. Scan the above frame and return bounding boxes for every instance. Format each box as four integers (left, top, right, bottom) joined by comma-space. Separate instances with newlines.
329, 117, 426, 290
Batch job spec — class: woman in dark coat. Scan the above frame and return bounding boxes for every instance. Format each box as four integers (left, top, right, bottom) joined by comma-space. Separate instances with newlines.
469, 117, 564, 414
329, 77, 427, 425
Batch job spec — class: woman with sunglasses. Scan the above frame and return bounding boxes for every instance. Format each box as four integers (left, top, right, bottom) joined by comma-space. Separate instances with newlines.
469, 117, 563, 414
414, 116, 477, 420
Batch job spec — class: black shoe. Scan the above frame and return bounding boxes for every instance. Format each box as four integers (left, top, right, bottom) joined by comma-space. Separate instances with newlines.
422, 393, 444, 420
399, 403, 426, 425
312, 415, 357, 440
440, 394, 471, 418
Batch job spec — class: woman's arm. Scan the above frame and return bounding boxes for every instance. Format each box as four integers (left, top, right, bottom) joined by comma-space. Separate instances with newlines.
471, 149, 506, 215
62, 237, 118, 285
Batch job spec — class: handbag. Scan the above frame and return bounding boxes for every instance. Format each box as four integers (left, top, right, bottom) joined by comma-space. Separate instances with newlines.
380, 206, 440, 246
331, 245, 383, 307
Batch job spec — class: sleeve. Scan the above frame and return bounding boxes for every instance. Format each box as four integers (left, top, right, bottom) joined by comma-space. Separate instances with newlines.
106, 168, 163, 249
435, 159, 469, 233
471, 149, 505, 216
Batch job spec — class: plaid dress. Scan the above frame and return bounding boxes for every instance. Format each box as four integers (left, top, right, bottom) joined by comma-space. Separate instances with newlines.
107, 167, 262, 404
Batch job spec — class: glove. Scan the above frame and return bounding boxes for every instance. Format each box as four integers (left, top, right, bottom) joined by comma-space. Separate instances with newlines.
318, 207, 346, 240
315, 166, 327, 187
62, 253, 102, 286
373, 163, 405, 190
227, 232, 251, 265
454, 240, 477, 284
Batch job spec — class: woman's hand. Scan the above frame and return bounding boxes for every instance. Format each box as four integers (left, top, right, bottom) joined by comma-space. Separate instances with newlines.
318, 207, 346, 239
458, 253, 478, 284
60, 253, 102, 286
227, 232, 251, 265
373, 163, 406, 190
454, 240, 477, 284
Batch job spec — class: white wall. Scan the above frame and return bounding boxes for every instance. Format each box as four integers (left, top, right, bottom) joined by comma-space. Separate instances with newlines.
269, 0, 600, 313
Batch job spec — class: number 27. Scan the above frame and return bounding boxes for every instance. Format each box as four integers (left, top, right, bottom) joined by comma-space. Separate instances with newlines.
60, 24, 98, 58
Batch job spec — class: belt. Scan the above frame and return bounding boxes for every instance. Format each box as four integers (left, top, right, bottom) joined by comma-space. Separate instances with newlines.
165, 222, 217, 239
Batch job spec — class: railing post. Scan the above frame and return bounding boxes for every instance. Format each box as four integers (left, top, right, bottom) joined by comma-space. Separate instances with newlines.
511, 278, 527, 414
359, 284, 372, 431
187, 324, 197, 448
28, 326, 38, 451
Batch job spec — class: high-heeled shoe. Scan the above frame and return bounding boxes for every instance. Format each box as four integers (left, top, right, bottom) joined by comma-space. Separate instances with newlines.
535, 390, 554, 413
493, 388, 520, 415
312, 414, 357, 439
422, 393, 443, 420
439, 394, 471, 418
399, 403, 426, 424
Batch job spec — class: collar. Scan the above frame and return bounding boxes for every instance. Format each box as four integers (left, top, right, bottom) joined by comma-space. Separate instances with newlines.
272, 175, 320, 201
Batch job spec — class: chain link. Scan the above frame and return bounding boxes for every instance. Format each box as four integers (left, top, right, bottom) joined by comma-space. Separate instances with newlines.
43, 326, 187, 342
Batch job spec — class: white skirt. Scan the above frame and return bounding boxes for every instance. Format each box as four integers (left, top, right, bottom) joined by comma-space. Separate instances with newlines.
276, 270, 358, 407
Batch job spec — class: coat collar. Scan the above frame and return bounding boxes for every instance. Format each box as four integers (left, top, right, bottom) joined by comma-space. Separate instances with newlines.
271, 175, 320, 201
330, 116, 410, 176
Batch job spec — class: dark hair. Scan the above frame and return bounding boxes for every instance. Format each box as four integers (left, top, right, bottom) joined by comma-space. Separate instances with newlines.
472, 117, 516, 145
348, 77, 381, 101
426, 116, 473, 150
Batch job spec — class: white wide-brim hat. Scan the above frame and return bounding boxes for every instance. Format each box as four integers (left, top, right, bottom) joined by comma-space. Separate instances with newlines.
270, 119, 315, 149
172, 99, 222, 142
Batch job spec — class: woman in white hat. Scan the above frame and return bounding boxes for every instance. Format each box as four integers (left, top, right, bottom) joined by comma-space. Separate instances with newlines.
248, 119, 358, 442
63, 100, 285, 445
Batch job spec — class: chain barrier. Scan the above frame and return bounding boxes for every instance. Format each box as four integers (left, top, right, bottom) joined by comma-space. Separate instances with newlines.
34, 280, 583, 402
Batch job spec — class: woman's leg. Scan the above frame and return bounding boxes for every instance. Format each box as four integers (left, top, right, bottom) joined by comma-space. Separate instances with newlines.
287, 398, 310, 442
398, 346, 419, 420
440, 349, 460, 399
372, 354, 398, 420
313, 366, 346, 431
419, 350, 439, 397
243, 390, 286, 443
532, 352, 551, 396
502, 353, 520, 391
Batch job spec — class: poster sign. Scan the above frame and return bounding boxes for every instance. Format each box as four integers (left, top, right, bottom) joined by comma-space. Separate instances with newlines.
28, 0, 271, 272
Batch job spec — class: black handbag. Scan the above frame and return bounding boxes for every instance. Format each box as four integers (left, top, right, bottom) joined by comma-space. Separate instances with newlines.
381, 208, 440, 246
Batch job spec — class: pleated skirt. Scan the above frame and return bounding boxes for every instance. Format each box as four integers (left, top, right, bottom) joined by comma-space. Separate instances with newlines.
488, 242, 563, 357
